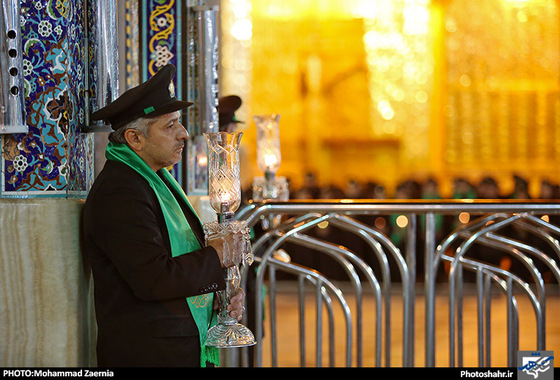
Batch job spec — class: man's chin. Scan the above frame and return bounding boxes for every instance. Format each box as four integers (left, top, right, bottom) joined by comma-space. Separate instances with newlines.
165, 158, 182, 171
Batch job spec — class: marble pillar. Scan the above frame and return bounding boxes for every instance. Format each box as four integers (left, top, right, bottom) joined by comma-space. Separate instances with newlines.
0, 199, 94, 366
0, 0, 115, 367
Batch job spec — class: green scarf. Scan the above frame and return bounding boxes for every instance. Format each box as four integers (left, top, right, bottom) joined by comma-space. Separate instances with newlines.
105, 142, 219, 367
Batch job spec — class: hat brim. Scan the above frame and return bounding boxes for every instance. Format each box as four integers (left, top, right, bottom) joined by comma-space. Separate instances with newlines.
90, 64, 194, 130
145, 99, 193, 118
218, 95, 242, 113
96, 99, 193, 130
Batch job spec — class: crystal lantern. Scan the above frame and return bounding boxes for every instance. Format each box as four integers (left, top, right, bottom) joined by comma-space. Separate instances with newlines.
252, 114, 289, 229
203, 131, 256, 348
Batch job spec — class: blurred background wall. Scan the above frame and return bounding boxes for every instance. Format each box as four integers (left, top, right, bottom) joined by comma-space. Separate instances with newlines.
220, 0, 560, 198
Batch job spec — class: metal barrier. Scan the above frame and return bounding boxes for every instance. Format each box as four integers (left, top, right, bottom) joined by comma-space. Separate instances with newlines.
235, 200, 560, 367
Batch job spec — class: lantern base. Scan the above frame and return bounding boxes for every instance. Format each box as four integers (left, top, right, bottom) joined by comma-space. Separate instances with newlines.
251, 176, 289, 202
206, 322, 256, 348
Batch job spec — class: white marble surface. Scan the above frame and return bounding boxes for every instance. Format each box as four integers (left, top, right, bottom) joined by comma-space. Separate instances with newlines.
0, 198, 94, 366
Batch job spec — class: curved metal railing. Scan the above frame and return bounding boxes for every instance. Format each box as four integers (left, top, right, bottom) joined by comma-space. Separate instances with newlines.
235, 199, 560, 367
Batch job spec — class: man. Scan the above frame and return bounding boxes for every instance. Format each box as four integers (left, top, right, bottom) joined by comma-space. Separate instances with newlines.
82, 64, 244, 367
218, 95, 243, 132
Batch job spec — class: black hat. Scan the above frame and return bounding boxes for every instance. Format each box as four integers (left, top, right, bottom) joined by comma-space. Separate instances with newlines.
218, 95, 243, 130
91, 64, 192, 130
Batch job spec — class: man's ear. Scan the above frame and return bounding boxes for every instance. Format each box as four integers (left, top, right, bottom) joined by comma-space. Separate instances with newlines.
124, 129, 144, 152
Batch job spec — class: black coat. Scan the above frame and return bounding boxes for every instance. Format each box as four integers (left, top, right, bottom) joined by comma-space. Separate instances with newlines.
82, 160, 225, 367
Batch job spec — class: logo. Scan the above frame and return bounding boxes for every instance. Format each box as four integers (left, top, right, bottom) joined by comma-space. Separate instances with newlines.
518, 351, 554, 380
168, 81, 175, 98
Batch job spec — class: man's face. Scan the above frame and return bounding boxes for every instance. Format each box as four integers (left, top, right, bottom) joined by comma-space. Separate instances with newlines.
137, 111, 188, 171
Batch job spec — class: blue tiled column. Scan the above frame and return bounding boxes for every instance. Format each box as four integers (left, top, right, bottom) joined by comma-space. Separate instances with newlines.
1, 1, 94, 196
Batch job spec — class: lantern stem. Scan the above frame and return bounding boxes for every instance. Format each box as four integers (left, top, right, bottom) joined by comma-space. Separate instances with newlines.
218, 212, 235, 223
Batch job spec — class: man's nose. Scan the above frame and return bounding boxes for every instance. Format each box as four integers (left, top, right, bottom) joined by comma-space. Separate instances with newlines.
179, 124, 189, 140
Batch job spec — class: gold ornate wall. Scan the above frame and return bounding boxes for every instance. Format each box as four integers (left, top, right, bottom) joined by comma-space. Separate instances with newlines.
220, 0, 560, 196
443, 0, 560, 196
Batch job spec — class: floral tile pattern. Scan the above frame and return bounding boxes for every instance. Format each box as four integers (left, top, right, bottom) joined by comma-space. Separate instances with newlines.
0, 0, 186, 197
0, 0, 93, 197
142, 0, 182, 181
144, 0, 179, 76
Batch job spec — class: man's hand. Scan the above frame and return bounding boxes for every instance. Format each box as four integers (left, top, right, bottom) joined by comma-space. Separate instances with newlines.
213, 288, 246, 321
227, 287, 246, 321
207, 233, 244, 268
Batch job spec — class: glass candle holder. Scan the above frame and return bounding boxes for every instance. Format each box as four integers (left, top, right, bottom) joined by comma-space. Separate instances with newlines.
252, 115, 289, 229
254, 114, 281, 179
205, 132, 242, 219
204, 131, 256, 348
